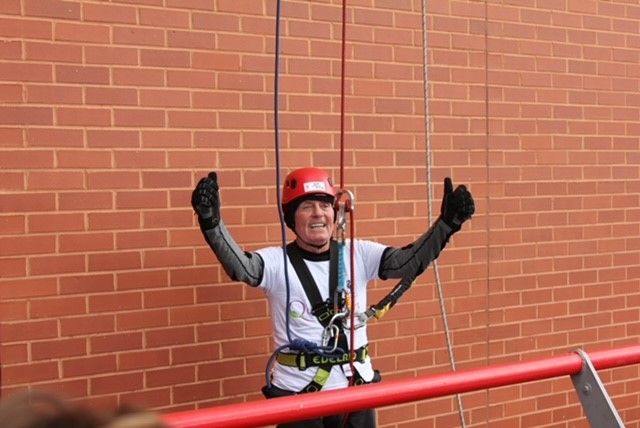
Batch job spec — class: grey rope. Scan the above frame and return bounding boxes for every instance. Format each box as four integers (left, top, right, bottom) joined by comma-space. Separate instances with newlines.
420, 2, 467, 427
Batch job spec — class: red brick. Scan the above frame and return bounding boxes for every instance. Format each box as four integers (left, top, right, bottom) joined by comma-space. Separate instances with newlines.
83, 2, 136, 24
197, 321, 244, 342
25, 85, 83, 105
167, 109, 217, 127
119, 349, 170, 370
55, 64, 109, 85
120, 388, 171, 410
0, 235, 55, 256
139, 8, 189, 28
113, 150, 166, 168
55, 22, 109, 43
0, 300, 27, 320
88, 211, 141, 231
3, 361, 59, 385
117, 309, 168, 330
144, 248, 193, 268
90, 372, 143, 395
0, 215, 24, 235
86, 129, 140, 148
0, 0, 20, 14
146, 366, 195, 388
32, 337, 87, 360
87, 171, 140, 190
140, 88, 191, 108
1, 343, 28, 364
0, 63, 52, 84
145, 326, 194, 348
114, 108, 165, 127
112, 25, 164, 46
0, 256, 26, 277
90, 332, 142, 354
85, 87, 138, 106
29, 254, 86, 275
2, 319, 58, 342
59, 232, 114, 253
144, 288, 193, 309
25, 41, 82, 63
34, 378, 89, 399
57, 107, 110, 126
221, 337, 269, 358
59, 274, 114, 294
60, 314, 115, 336
172, 344, 220, 364
26, 128, 84, 148
117, 270, 168, 291
2, 150, 54, 168
115, 230, 167, 250
30, 295, 86, 318
88, 291, 142, 313
169, 266, 219, 287
169, 304, 220, 325
141, 130, 191, 148
143, 210, 193, 228
2, 15, 48, 40
88, 251, 141, 272
115, 70, 165, 92
173, 381, 220, 403
57, 150, 112, 168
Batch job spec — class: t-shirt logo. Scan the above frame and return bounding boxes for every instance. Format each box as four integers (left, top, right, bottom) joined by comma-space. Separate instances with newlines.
303, 181, 326, 192
289, 300, 307, 319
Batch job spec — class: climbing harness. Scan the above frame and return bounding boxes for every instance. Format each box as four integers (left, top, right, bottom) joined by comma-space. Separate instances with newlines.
281, 240, 366, 392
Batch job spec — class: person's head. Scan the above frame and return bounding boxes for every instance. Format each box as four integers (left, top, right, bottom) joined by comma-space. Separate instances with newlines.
0, 390, 104, 428
282, 167, 336, 252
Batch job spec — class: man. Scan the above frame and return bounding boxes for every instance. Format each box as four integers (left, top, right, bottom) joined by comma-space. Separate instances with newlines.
191, 167, 474, 428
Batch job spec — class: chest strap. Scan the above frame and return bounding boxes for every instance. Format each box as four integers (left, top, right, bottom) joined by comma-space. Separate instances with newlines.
286, 240, 339, 327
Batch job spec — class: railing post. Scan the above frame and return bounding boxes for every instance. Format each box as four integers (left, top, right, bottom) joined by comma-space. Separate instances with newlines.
570, 349, 625, 428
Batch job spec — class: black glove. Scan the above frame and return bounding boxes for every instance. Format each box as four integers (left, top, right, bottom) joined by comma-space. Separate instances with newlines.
191, 172, 220, 230
440, 177, 474, 233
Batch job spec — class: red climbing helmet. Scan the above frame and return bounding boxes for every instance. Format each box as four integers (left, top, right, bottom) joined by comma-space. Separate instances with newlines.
282, 167, 336, 207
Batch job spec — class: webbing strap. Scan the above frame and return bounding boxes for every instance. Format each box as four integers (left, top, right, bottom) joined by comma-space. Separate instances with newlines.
286, 240, 339, 328
277, 345, 368, 370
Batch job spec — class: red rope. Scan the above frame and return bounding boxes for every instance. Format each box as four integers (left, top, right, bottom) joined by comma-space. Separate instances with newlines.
339, 0, 347, 189
338, 4, 357, 427
338, 0, 356, 388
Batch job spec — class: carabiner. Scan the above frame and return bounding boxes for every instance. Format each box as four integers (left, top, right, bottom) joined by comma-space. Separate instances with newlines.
334, 189, 355, 242
322, 324, 341, 352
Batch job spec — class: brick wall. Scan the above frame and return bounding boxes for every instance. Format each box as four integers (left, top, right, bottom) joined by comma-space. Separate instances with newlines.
1, 0, 639, 426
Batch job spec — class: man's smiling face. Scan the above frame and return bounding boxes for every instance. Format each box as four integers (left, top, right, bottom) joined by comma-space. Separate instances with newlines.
294, 198, 335, 253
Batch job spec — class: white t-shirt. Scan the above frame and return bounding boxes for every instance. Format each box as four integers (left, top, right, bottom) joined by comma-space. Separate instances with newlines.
256, 239, 387, 392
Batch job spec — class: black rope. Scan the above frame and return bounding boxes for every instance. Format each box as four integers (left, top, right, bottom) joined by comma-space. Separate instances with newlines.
267, 0, 342, 389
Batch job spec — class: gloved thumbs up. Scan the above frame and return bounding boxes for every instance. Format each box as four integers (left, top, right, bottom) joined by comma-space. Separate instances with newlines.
191, 171, 221, 230
444, 177, 454, 196
440, 177, 474, 233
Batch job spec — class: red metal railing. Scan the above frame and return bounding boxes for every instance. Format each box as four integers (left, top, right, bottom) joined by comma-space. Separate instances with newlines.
161, 344, 640, 428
